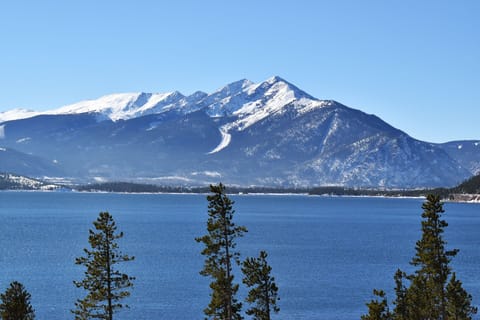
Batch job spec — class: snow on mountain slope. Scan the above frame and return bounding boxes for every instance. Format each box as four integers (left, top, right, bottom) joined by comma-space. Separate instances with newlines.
0, 108, 40, 123
0, 76, 335, 154
0, 91, 200, 123
202, 76, 317, 119
194, 79, 254, 117
51, 91, 187, 121
206, 76, 329, 153
0, 76, 321, 127
207, 127, 231, 154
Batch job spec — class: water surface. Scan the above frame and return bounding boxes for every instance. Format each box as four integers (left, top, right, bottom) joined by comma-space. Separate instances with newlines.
0, 192, 478, 319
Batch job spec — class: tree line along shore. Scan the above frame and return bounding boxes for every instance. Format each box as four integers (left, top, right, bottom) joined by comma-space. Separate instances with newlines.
75, 174, 480, 201
1, 172, 480, 201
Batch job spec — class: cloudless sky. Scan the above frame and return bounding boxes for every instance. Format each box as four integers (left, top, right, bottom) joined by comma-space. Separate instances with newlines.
0, 0, 478, 142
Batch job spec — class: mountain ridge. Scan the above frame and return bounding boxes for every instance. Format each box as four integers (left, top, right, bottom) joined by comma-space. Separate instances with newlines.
0, 76, 323, 123
0, 76, 478, 188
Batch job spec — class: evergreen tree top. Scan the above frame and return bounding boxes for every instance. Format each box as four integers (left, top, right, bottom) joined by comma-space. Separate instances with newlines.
412, 194, 458, 269
0, 281, 35, 320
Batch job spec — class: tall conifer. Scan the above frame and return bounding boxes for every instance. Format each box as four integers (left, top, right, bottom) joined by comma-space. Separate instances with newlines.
362, 194, 477, 320
407, 194, 458, 318
241, 251, 280, 320
73, 212, 134, 320
196, 183, 247, 320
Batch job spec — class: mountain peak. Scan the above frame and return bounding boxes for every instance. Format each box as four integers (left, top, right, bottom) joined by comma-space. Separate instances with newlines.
168, 91, 186, 99
188, 90, 208, 98
214, 79, 254, 96
260, 76, 316, 101
265, 75, 287, 84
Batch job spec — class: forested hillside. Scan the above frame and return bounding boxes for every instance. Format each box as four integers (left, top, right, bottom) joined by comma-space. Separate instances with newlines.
451, 174, 480, 194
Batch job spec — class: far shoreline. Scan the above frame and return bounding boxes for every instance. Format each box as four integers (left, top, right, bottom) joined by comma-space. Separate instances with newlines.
1, 188, 479, 204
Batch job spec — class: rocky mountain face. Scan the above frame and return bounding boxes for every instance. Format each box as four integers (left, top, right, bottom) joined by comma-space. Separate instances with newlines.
438, 141, 480, 176
0, 76, 475, 188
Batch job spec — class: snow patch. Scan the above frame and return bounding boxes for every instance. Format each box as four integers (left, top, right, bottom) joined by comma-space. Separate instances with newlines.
296, 99, 331, 114
208, 127, 232, 154
192, 171, 222, 178
0, 147, 6, 151
146, 122, 162, 131
140, 176, 194, 183
458, 145, 463, 150
16, 137, 31, 143
232, 100, 263, 116
0, 125, 4, 139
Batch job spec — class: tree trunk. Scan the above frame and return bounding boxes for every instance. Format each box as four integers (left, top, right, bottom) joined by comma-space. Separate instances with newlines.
224, 211, 232, 320
106, 231, 113, 320
265, 278, 270, 320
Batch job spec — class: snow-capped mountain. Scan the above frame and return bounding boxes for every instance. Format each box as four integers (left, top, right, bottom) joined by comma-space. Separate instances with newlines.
0, 76, 475, 188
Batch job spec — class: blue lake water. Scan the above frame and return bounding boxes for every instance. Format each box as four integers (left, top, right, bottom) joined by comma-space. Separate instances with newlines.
0, 192, 478, 319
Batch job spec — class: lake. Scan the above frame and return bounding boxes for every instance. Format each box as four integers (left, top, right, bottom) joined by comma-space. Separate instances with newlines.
0, 192, 478, 319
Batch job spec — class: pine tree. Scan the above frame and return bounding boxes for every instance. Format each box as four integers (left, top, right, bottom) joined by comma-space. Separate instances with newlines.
196, 183, 247, 320
362, 194, 477, 320
73, 212, 135, 320
0, 281, 35, 320
391, 269, 407, 320
406, 194, 459, 318
241, 251, 280, 320
361, 289, 391, 320
445, 273, 477, 320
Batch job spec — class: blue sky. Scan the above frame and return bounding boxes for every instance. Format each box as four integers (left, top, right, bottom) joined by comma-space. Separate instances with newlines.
0, 0, 478, 143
